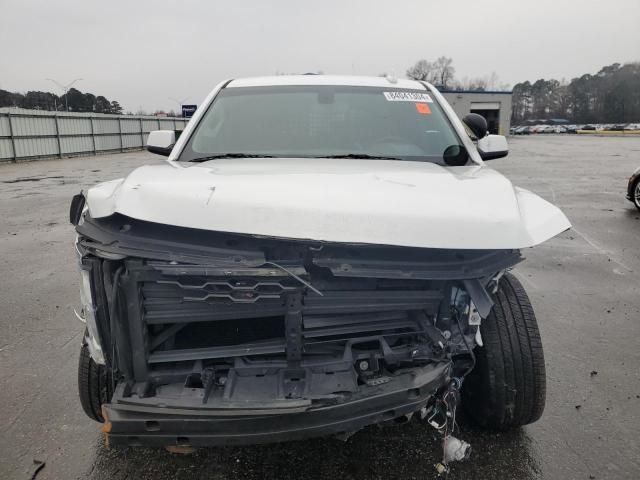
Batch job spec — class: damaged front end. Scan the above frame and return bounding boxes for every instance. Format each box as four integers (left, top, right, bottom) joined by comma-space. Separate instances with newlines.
73, 206, 522, 448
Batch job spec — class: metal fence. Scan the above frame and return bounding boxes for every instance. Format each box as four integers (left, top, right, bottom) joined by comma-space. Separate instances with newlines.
0, 108, 188, 162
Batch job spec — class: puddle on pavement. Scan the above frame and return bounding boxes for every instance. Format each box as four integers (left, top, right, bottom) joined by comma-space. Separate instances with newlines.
2, 175, 65, 184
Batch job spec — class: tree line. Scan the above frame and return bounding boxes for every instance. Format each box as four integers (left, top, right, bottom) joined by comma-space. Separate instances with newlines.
405, 57, 509, 91
0, 87, 123, 114
512, 62, 640, 124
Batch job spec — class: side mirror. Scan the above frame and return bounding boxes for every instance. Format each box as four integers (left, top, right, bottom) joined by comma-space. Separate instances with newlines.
477, 134, 509, 160
462, 113, 488, 139
146, 130, 176, 156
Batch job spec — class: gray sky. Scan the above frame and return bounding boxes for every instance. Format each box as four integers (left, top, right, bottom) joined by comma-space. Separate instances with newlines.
1, 0, 639, 112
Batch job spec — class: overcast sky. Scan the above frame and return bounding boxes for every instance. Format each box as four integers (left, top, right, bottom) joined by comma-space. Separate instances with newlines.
1, 0, 638, 112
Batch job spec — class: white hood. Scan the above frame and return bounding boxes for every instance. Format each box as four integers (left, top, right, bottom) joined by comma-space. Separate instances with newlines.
86, 158, 570, 250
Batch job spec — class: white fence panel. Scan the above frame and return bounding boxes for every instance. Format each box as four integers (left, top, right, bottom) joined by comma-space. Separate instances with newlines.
0, 110, 185, 161
121, 118, 141, 133
14, 137, 59, 157
58, 117, 92, 135
122, 134, 143, 149
158, 119, 176, 130
0, 116, 11, 136
94, 135, 121, 151
12, 116, 57, 136
0, 138, 14, 159
61, 135, 93, 154
94, 118, 120, 134
142, 119, 161, 132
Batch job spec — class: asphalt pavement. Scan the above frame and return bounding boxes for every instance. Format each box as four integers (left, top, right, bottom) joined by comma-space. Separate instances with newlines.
1, 135, 639, 479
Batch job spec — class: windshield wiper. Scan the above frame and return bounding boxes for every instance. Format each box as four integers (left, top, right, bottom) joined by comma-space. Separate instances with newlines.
315, 153, 401, 160
187, 153, 401, 162
188, 153, 275, 163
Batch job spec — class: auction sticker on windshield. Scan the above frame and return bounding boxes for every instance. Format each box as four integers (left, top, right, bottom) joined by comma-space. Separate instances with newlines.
384, 92, 433, 102
415, 103, 431, 115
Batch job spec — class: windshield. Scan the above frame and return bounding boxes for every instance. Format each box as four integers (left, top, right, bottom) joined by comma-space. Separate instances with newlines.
180, 85, 470, 165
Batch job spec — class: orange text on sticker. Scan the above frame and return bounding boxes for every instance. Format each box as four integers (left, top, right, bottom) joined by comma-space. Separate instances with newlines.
415, 103, 431, 115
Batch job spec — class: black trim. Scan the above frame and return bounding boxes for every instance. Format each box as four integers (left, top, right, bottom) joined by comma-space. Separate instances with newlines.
172, 79, 234, 162
104, 362, 450, 446
69, 192, 85, 225
146, 144, 173, 156
479, 149, 508, 161
76, 213, 522, 279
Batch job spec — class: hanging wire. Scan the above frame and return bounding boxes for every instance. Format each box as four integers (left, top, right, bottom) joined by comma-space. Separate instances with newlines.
262, 261, 324, 296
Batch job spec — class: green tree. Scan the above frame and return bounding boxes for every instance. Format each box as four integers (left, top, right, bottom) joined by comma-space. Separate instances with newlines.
20, 91, 59, 110
110, 100, 123, 114
94, 96, 111, 113
511, 62, 640, 124
82, 93, 96, 112
62, 87, 86, 111
0, 89, 21, 107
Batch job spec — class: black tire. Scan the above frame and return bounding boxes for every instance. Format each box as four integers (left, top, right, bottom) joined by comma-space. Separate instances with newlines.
632, 179, 640, 211
462, 272, 546, 430
78, 342, 113, 422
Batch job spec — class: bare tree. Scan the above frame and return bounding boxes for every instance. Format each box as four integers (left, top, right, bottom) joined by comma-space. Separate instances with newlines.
407, 57, 455, 87
486, 72, 511, 90
452, 76, 488, 91
469, 77, 488, 91
433, 56, 455, 88
406, 59, 437, 83
406, 57, 510, 92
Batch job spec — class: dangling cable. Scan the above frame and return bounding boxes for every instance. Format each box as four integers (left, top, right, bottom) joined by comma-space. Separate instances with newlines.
452, 307, 476, 379
263, 261, 324, 296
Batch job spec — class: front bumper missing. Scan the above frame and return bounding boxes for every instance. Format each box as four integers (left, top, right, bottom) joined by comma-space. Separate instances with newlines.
103, 362, 451, 447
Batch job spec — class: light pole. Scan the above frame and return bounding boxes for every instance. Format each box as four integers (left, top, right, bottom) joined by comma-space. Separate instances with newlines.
46, 78, 83, 112
169, 97, 189, 116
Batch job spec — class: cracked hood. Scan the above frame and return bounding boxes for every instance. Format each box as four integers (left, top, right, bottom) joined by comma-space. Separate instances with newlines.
86, 158, 570, 249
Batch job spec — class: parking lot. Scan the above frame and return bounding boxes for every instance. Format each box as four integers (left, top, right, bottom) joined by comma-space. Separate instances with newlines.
1, 135, 639, 480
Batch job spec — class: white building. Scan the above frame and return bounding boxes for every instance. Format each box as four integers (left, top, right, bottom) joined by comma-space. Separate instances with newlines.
441, 90, 512, 135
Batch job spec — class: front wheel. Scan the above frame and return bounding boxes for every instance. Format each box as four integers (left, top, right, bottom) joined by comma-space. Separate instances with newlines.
78, 342, 113, 422
462, 272, 546, 430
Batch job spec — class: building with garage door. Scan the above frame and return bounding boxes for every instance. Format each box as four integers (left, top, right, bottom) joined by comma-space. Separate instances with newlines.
440, 90, 512, 135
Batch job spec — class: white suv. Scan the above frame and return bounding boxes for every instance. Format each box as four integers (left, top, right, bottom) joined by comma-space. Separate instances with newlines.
71, 75, 570, 467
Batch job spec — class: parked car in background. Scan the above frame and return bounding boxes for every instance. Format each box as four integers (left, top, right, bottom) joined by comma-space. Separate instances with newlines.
627, 167, 640, 210
582, 125, 596, 131
552, 126, 567, 133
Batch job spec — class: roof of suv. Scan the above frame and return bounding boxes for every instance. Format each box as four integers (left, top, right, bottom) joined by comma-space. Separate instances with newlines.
226, 75, 429, 90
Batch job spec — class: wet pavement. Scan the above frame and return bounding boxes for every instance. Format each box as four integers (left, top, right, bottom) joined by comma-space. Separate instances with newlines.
1, 136, 639, 479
